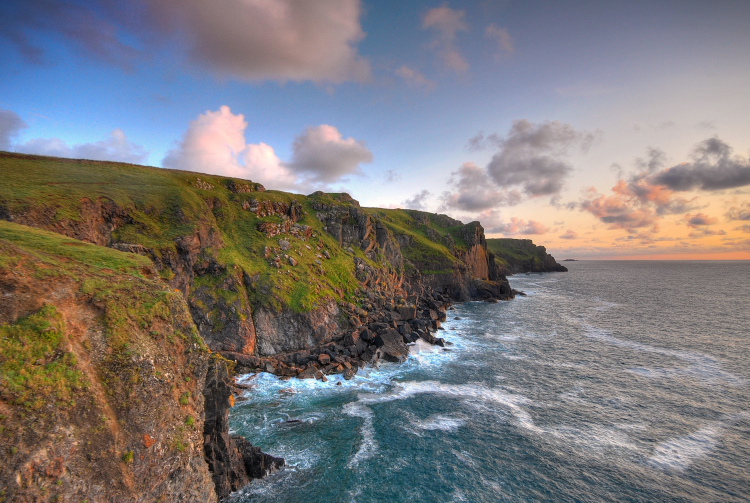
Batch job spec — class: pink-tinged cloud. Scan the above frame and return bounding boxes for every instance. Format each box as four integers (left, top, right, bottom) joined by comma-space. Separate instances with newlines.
485, 24, 513, 60
18, 128, 148, 164
580, 186, 657, 231
163, 106, 371, 191
163, 106, 297, 190
559, 229, 579, 240
288, 124, 373, 183
582, 137, 748, 235
477, 210, 550, 235
396, 65, 436, 91
423, 6, 469, 73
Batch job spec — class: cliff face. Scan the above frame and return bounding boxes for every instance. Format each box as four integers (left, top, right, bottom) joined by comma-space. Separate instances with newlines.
0, 221, 282, 502
0, 152, 513, 499
0, 153, 512, 363
0, 221, 218, 502
486, 238, 568, 274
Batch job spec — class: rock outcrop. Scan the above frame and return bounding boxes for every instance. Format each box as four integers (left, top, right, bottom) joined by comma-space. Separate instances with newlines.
486, 238, 568, 274
0, 152, 523, 500
0, 221, 279, 502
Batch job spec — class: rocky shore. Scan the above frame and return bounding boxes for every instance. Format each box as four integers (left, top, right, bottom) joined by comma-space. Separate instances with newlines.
0, 153, 516, 501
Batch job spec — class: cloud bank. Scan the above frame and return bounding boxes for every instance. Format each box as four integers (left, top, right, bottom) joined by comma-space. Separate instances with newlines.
1, 0, 371, 83
12, 126, 149, 165
163, 106, 372, 191
442, 120, 593, 214
581, 136, 749, 235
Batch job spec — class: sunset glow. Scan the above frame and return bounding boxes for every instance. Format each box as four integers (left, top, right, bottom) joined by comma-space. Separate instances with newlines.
1, 1, 748, 259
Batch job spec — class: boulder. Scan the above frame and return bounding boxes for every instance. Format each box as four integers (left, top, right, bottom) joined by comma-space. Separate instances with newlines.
373, 328, 409, 362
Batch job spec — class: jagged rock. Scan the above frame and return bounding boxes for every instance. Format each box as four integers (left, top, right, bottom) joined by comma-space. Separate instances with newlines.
203, 358, 282, 500
373, 328, 409, 362
318, 353, 331, 365
397, 305, 417, 320
297, 366, 320, 379
232, 436, 284, 479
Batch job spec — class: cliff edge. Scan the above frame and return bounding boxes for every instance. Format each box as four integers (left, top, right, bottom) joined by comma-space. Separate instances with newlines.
0, 152, 514, 500
487, 238, 568, 274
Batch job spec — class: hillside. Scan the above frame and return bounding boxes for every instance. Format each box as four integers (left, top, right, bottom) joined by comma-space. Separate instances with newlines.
0, 152, 518, 499
0, 220, 279, 501
487, 238, 568, 274
0, 152, 512, 363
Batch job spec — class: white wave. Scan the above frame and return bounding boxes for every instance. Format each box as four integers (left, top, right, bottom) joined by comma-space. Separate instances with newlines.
342, 402, 378, 468
648, 423, 724, 471
414, 414, 466, 432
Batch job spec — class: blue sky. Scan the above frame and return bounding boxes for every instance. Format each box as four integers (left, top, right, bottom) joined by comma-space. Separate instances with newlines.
1, 0, 749, 258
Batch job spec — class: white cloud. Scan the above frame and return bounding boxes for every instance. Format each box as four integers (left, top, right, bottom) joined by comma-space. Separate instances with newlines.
163, 105, 299, 190
163, 106, 371, 191
288, 124, 373, 184
18, 128, 148, 164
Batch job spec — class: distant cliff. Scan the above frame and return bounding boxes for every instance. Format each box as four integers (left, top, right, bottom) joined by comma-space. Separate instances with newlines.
0, 152, 515, 500
487, 238, 568, 274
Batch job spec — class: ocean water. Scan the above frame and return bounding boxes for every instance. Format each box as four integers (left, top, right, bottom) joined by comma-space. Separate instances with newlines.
228, 261, 750, 502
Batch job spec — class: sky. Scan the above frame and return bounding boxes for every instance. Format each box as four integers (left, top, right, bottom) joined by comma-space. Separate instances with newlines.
1, 0, 749, 260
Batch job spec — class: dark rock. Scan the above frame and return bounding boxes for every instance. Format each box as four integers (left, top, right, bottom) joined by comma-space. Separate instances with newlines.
373, 328, 409, 362
232, 436, 284, 479
203, 358, 283, 500
297, 366, 319, 379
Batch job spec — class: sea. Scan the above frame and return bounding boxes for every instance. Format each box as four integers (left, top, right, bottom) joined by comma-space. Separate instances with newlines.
228, 261, 750, 503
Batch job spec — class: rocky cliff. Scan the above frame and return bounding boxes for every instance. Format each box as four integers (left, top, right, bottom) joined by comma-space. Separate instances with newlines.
0, 152, 513, 500
486, 238, 568, 274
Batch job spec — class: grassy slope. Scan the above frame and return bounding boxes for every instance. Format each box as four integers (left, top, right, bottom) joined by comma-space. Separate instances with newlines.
486, 238, 560, 273
0, 153, 471, 312
0, 153, 363, 311
0, 220, 215, 501
364, 207, 466, 274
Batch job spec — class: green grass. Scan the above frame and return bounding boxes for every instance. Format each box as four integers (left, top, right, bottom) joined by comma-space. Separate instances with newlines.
0, 152, 496, 319
0, 220, 153, 276
0, 305, 87, 410
486, 238, 548, 271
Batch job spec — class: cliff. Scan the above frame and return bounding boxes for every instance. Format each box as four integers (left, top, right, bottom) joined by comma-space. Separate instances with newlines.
486, 238, 568, 274
0, 152, 513, 500
0, 152, 513, 363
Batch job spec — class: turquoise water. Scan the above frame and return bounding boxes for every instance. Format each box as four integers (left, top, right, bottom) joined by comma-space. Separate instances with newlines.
229, 261, 750, 502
